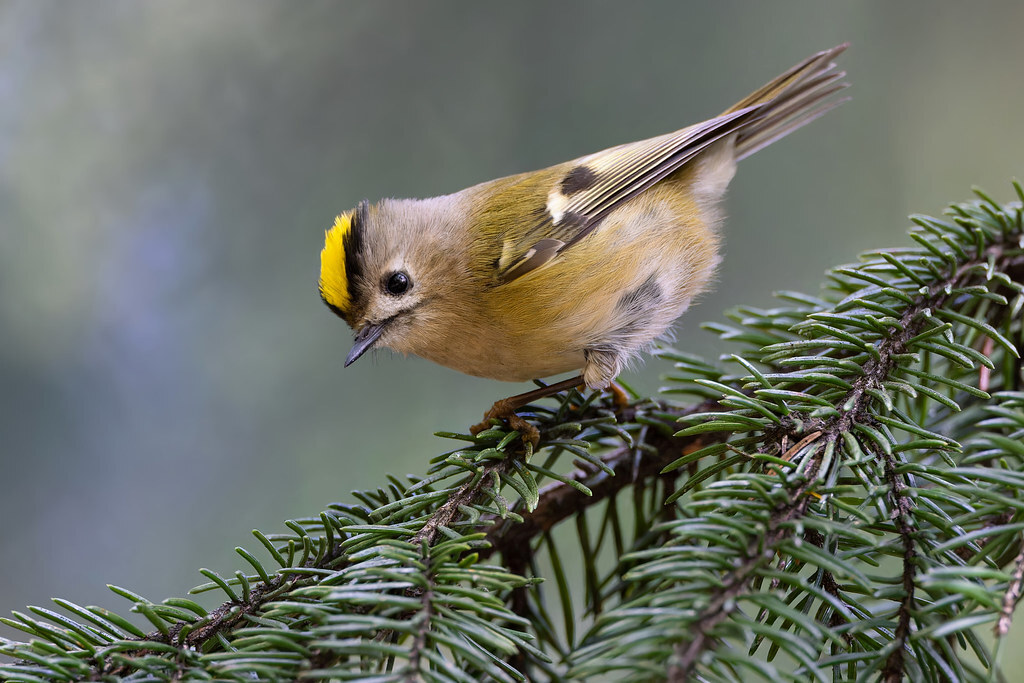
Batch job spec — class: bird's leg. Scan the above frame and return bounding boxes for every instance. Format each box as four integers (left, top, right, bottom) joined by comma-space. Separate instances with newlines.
607, 380, 631, 409
470, 375, 586, 446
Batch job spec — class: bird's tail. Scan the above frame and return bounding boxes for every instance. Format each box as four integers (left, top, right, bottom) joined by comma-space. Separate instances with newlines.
725, 43, 850, 161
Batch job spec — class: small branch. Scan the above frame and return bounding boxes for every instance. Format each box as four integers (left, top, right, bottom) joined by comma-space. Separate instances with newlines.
405, 553, 435, 680
881, 450, 916, 683
996, 541, 1024, 637
107, 561, 321, 676
668, 484, 816, 681
415, 460, 509, 546
481, 399, 721, 559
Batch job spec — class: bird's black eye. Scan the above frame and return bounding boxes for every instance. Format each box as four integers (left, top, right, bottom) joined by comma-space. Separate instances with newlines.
384, 271, 411, 295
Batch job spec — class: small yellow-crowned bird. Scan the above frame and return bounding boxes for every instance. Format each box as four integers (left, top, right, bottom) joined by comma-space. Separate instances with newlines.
320, 44, 848, 442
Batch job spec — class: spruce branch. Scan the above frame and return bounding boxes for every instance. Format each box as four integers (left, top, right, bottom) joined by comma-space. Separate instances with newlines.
572, 185, 1024, 682
997, 544, 1024, 637
481, 397, 722, 561
667, 235, 1015, 681
1, 185, 1023, 682
880, 443, 915, 683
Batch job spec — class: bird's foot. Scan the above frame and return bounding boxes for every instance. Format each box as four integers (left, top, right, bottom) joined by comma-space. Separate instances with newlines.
470, 398, 541, 449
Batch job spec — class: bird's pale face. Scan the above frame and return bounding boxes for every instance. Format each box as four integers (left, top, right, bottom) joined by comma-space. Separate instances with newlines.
320, 197, 472, 366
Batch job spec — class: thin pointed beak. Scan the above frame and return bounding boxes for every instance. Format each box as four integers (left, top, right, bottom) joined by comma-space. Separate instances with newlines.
345, 320, 388, 367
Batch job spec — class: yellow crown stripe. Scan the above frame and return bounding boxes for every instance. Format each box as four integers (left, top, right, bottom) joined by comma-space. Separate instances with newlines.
319, 211, 354, 312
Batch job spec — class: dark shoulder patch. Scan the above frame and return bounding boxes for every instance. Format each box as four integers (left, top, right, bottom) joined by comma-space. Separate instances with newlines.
561, 165, 597, 195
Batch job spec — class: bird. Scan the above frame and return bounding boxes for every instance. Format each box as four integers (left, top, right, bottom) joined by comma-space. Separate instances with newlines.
320, 44, 849, 444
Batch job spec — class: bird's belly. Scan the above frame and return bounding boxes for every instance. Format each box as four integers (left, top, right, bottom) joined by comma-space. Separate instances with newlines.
414, 326, 587, 383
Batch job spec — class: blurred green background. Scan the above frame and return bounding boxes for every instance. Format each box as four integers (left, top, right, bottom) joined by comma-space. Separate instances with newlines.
2, 0, 1023, 652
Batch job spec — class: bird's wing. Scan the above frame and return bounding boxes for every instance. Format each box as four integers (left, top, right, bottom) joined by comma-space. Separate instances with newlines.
492, 44, 847, 285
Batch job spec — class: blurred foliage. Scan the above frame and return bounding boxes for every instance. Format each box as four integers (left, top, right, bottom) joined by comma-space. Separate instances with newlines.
2, 189, 1023, 681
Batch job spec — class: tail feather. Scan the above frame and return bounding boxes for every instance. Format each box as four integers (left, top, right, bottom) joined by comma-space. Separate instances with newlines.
726, 43, 850, 161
